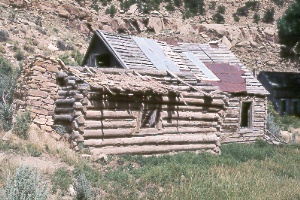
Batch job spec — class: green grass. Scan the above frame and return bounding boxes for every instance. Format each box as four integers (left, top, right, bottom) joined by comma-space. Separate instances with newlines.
1, 140, 300, 199
88, 141, 300, 199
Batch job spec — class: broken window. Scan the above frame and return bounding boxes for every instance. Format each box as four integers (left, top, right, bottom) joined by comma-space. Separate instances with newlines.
293, 101, 299, 114
281, 99, 287, 114
240, 102, 252, 128
95, 53, 110, 67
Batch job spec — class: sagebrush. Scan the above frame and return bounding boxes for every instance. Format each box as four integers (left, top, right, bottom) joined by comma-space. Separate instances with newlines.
0, 166, 48, 200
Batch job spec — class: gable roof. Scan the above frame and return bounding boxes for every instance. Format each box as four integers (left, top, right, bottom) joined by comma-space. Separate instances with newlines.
83, 30, 268, 95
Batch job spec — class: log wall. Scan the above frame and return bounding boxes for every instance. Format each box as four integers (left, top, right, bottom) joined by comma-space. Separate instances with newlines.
15, 57, 268, 155
62, 85, 224, 154
221, 95, 267, 143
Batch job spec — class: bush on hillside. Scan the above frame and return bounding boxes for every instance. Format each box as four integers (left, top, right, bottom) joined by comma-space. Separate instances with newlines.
212, 12, 225, 24
217, 5, 226, 14
12, 110, 31, 139
209, 1, 216, 10
74, 173, 95, 200
262, 8, 275, 24
105, 5, 117, 18
253, 12, 260, 23
236, 6, 249, 16
0, 166, 48, 200
0, 56, 17, 131
0, 29, 9, 42
271, 0, 283, 7
245, 1, 260, 10
14, 50, 26, 61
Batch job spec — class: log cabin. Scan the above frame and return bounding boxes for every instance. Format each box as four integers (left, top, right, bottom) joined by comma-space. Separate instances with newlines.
15, 30, 269, 155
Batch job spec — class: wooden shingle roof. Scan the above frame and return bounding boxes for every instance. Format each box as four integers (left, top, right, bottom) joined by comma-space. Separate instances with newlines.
84, 30, 268, 95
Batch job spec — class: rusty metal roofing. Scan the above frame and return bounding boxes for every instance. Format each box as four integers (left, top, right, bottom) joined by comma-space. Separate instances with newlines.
204, 63, 246, 93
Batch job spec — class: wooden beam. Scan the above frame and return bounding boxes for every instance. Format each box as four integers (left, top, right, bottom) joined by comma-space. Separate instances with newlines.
84, 133, 218, 147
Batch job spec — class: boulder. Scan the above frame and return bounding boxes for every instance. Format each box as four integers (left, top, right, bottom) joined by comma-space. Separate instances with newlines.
221, 35, 232, 49
147, 17, 164, 33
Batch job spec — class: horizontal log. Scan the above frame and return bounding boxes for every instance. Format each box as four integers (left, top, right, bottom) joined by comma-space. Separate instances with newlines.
84, 133, 218, 147
162, 120, 218, 127
181, 92, 224, 99
54, 115, 73, 122
162, 97, 225, 106
90, 143, 217, 155
55, 98, 75, 105
87, 101, 140, 110
84, 120, 136, 129
170, 85, 219, 92
161, 111, 219, 121
85, 110, 135, 119
54, 107, 74, 114
221, 137, 260, 143
83, 127, 218, 138
83, 128, 136, 138
58, 90, 79, 97
77, 84, 90, 91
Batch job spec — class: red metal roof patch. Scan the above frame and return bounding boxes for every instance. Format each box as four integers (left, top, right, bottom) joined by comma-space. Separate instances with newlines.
204, 63, 246, 93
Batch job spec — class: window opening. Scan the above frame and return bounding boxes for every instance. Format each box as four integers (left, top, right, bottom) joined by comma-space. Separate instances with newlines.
281, 99, 287, 113
240, 102, 252, 128
95, 53, 110, 67
293, 101, 298, 114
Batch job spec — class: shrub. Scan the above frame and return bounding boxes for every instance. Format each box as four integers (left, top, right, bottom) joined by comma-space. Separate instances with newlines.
271, 0, 283, 7
217, 5, 226, 14
26, 144, 42, 157
0, 166, 48, 200
0, 103, 13, 132
245, 1, 260, 10
51, 167, 72, 196
253, 12, 260, 23
267, 113, 281, 138
209, 1, 216, 10
71, 50, 84, 66
0, 30, 9, 42
120, 0, 136, 11
57, 40, 74, 51
99, 0, 112, 6
236, 6, 249, 16
262, 8, 275, 23
212, 12, 225, 24
59, 54, 77, 66
23, 43, 35, 53
165, 2, 175, 12
183, 0, 205, 15
105, 5, 117, 18
174, 0, 182, 7
233, 13, 240, 22
74, 173, 95, 200
14, 50, 26, 61
0, 56, 17, 131
53, 125, 66, 135
12, 110, 31, 139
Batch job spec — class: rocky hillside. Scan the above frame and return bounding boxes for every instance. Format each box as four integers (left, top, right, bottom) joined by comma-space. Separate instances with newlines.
0, 0, 298, 73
